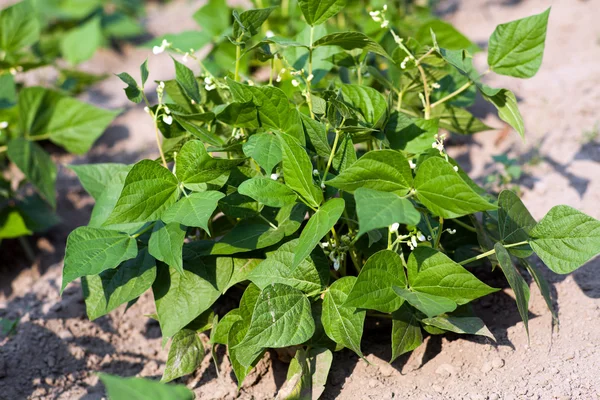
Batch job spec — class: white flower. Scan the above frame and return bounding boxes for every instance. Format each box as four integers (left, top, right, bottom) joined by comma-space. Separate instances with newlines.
383, 4, 388, 10
164, 106, 170, 115
247, 80, 254, 86
306, 73, 314, 82
0, 121, 8, 129
270, 173, 279, 180
291, 79, 300, 87
9, 67, 17, 75
320, 183, 326, 189
409, 160, 416, 169
313, 169, 319, 176
182, 52, 189, 63
234, 131, 244, 140
143, 106, 150, 114
276, 75, 282, 83
152, 39, 171, 55
369, 11, 381, 22
266, 30, 275, 38
280, 68, 286, 74
411, 235, 418, 249
321, 241, 329, 248
205, 84, 216, 91
390, 222, 400, 232
159, 81, 165, 90
453, 165, 459, 172
432, 82, 441, 89
417, 231, 426, 242
400, 56, 409, 69
381, 20, 389, 28
391, 30, 403, 46
162, 115, 173, 125
333, 258, 340, 271
447, 228, 457, 235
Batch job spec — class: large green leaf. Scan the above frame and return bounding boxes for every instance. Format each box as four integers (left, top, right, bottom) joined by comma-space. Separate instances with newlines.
242, 133, 282, 173
104, 160, 180, 225
162, 329, 204, 382
282, 348, 333, 400
173, 57, 201, 104
238, 177, 297, 208
248, 239, 329, 296
407, 247, 497, 304
326, 150, 413, 195
322, 276, 365, 356
99, 373, 194, 400
212, 309, 242, 345
498, 190, 536, 257
293, 198, 345, 269
301, 114, 330, 158
521, 258, 558, 323
340, 84, 387, 126
148, 222, 186, 275
0, 0, 40, 53
529, 206, 600, 274
494, 243, 530, 334
232, 7, 275, 40
414, 156, 496, 218
62, 226, 138, 292
345, 250, 406, 313
488, 8, 550, 78
7, 138, 56, 207
235, 283, 315, 366
69, 163, 130, 201
430, 105, 492, 135
390, 303, 423, 362
176, 140, 244, 191
193, 0, 230, 37
228, 319, 258, 386
82, 248, 156, 321
298, 0, 348, 26
313, 31, 390, 59
421, 315, 495, 340
392, 287, 457, 318
482, 89, 525, 139
277, 132, 323, 209
162, 191, 225, 234
60, 17, 102, 65
354, 188, 420, 237
385, 112, 439, 154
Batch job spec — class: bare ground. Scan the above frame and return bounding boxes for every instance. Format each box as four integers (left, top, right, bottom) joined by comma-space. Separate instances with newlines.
1, 0, 600, 399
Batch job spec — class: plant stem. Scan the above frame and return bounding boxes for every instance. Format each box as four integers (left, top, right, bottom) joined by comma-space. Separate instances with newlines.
417, 64, 431, 119
234, 43, 242, 82
131, 222, 156, 239
387, 228, 393, 250
459, 241, 529, 266
416, 47, 436, 64
18, 237, 36, 263
434, 217, 444, 249
430, 81, 472, 109
306, 25, 315, 118
258, 214, 278, 230
321, 129, 341, 184
452, 218, 477, 233
153, 113, 168, 168
269, 58, 274, 85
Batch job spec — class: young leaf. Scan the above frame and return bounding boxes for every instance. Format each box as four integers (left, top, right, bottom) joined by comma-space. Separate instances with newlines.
228, 319, 258, 386
301, 114, 331, 158
82, 248, 157, 321
141, 59, 149, 87
248, 239, 329, 296
293, 198, 345, 269
482, 89, 525, 139
242, 133, 282, 173
421, 315, 495, 340
7, 138, 57, 207
355, 188, 421, 237
488, 8, 551, 78
281, 348, 333, 399
211, 309, 242, 345
173, 57, 201, 104
521, 259, 558, 324
116, 72, 143, 103
162, 329, 204, 382
414, 156, 496, 218
392, 287, 457, 318
498, 190, 536, 257
69, 163, 131, 201
494, 243, 530, 335
0, 0, 40, 53
104, 160, 180, 225
99, 373, 194, 400
313, 31, 390, 59
277, 132, 323, 209
298, 0, 348, 26
238, 177, 298, 208
234, 284, 315, 366
385, 112, 439, 153
61, 17, 102, 64
162, 191, 225, 234
322, 276, 365, 357
529, 206, 600, 274
390, 303, 423, 362
340, 84, 388, 126
232, 7, 275, 40
326, 150, 413, 195
148, 222, 186, 275
62, 227, 138, 293
331, 133, 356, 173
345, 250, 407, 313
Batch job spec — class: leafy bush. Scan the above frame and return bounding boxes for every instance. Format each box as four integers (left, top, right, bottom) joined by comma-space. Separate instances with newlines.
64, 0, 600, 396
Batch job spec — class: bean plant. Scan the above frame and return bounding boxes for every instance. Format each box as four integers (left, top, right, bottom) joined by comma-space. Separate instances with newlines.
64, 0, 600, 398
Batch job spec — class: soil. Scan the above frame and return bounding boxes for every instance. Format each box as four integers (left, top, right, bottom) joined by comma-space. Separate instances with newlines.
1, 0, 600, 399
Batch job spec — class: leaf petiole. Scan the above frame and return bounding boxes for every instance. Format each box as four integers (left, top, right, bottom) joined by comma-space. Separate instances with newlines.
459, 240, 529, 266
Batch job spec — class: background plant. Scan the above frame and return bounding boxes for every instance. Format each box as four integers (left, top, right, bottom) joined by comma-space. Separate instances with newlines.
63, 0, 600, 398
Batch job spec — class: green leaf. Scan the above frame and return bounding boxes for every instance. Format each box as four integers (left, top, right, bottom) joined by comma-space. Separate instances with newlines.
216, 101, 260, 128
193, 0, 230, 37
238, 177, 298, 208
407, 247, 498, 305
62, 226, 138, 292
392, 287, 457, 318
355, 188, 420, 237
521, 259, 558, 323
141, 59, 149, 87
0, 0, 40, 53
385, 112, 439, 153
173, 57, 201, 104
482, 89, 525, 139
331, 133, 356, 173
116, 72, 142, 103
162, 191, 224, 234
345, 250, 407, 313
248, 239, 329, 296
301, 114, 330, 159
416, 19, 478, 53
422, 315, 495, 340
69, 163, 130, 201
322, 276, 365, 356
390, 303, 423, 362
7, 138, 56, 207
529, 206, 600, 274
61, 17, 102, 64
488, 8, 550, 78
149, 222, 186, 275
99, 373, 194, 400
498, 190, 536, 257
0, 208, 31, 239
277, 132, 323, 209
162, 329, 204, 382
340, 84, 387, 126
176, 140, 244, 191
494, 243, 530, 335
326, 150, 413, 195
414, 156, 496, 218
430, 105, 492, 135
0, 72, 16, 108
242, 133, 282, 173
313, 31, 390, 58
212, 309, 242, 345
82, 248, 156, 321
224, 258, 262, 292
282, 348, 333, 400
104, 160, 180, 225
233, 7, 275, 40
235, 283, 315, 366
153, 259, 225, 338
298, 0, 348, 26
294, 198, 345, 269
228, 319, 257, 386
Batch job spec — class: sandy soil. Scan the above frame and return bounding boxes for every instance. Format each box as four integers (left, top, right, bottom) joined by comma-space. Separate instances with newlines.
1, 0, 600, 399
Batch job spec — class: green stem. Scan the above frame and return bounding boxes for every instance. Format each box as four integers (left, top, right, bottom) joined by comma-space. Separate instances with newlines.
306, 25, 315, 118
234, 43, 242, 82
387, 228, 393, 250
131, 222, 156, 239
434, 217, 444, 249
258, 214, 278, 230
153, 112, 168, 168
452, 219, 477, 233
417, 64, 430, 119
269, 58, 274, 85
321, 129, 341, 184
430, 81, 472, 109
459, 241, 529, 266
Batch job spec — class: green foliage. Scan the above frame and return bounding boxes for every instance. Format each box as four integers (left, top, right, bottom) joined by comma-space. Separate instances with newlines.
61, 1, 600, 397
